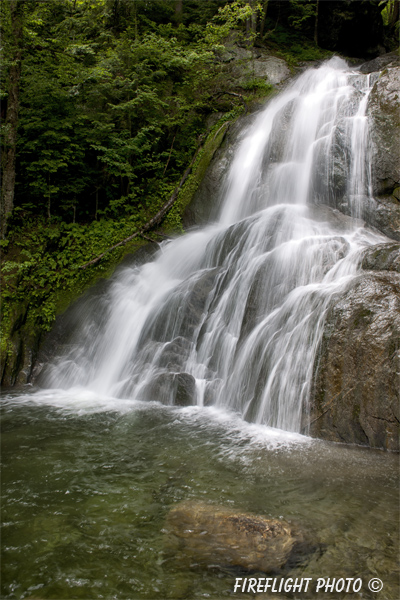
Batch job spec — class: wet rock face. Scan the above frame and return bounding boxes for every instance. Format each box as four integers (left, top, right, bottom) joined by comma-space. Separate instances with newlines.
367, 66, 400, 198
308, 249, 400, 451
146, 372, 196, 406
183, 114, 257, 228
183, 50, 291, 230
370, 196, 400, 242
242, 55, 290, 86
34, 243, 161, 387
364, 64, 400, 241
359, 51, 400, 74
165, 501, 313, 573
312, 57, 400, 241
361, 242, 400, 273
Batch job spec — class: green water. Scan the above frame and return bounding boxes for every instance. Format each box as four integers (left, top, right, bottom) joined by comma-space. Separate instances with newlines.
1, 392, 399, 599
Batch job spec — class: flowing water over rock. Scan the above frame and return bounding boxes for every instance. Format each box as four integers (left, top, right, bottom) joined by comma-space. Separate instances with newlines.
42, 58, 387, 433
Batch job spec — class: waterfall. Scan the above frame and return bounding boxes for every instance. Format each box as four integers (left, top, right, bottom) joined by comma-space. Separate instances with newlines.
43, 58, 386, 432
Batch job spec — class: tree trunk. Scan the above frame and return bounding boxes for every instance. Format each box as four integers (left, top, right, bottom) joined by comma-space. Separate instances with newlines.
47, 174, 51, 220
390, 0, 399, 25
314, 0, 319, 46
259, 0, 269, 38
133, 0, 138, 40
245, 0, 258, 46
95, 188, 99, 220
1, 0, 24, 238
175, 0, 183, 24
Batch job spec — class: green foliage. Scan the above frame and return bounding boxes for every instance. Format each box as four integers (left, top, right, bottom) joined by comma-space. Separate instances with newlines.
1, 214, 145, 346
3, 0, 336, 230
204, 0, 262, 46
263, 22, 332, 65
241, 78, 274, 94
0, 109, 239, 361
380, 0, 396, 26
12, 2, 223, 224
288, 0, 317, 31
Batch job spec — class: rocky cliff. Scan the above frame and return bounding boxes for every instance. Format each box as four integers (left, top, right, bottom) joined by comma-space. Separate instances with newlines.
307, 54, 400, 450
366, 58, 400, 241
307, 244, 400, 451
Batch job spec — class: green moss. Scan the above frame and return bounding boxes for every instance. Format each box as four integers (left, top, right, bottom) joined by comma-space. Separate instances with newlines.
163, 110, 242, 232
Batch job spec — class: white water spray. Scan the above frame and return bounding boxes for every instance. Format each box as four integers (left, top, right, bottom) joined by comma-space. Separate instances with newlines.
44, 58, 386, 432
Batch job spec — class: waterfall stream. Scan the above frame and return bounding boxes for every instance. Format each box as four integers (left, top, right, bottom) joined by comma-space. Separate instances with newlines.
2, 58, 399, 600
42, 57, 386, 432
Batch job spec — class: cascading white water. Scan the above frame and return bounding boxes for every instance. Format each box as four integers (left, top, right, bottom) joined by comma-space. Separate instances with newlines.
44, 57, 387, 432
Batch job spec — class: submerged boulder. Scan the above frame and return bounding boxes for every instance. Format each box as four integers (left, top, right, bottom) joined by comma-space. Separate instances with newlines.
308, 247, 400, 451
165, 500, 312, 573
